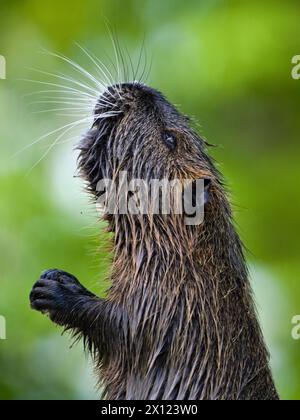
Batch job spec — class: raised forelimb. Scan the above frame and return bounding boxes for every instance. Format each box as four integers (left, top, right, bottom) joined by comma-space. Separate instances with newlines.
30, 269, 123, 354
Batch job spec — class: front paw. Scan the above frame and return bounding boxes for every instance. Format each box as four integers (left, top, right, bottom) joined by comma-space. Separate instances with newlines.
30, 269, 92, 324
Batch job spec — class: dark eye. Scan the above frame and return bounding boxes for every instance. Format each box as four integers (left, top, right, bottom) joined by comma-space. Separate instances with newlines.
163, 133, 177, 151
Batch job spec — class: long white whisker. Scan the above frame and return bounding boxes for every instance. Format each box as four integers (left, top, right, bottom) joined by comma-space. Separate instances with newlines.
29, 99, 95, 106
21, 79, 98, 99
75, 43, 113, 87
40, 49, 107, 93
27, 119, 87, 174
117, 38, 129, 83
33, 107, 91, 114
54, 114, 92, 118
76, 43, 123, 102
124, 44, 135, 82
106, 24, 122, 88
13, 116, 95, 158
91, 54, 117, 92
95, 111, 121, 118
23, 89, 96, 100
139, 42, 148, 83
134, 36, 146, 81
27, 110, 122, 171
56, 69, 106, 92
76, 42, 122, 101
28, 67, 101, 97
32, 96, 113, 109
29, 95, 114, 110
38, 95, 95, 100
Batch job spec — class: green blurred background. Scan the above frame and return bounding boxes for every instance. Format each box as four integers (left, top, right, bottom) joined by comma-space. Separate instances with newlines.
0, 0, 300, 400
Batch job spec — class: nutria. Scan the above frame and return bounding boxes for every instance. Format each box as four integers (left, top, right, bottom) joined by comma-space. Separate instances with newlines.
30, 82, 279, 400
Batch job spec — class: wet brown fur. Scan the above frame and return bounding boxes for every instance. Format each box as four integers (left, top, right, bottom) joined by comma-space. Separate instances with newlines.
77, 83, 279, 399
31, 82, 279, 400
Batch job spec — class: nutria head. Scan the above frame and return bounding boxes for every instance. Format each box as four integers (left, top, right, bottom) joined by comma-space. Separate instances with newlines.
78, 82, 218, 216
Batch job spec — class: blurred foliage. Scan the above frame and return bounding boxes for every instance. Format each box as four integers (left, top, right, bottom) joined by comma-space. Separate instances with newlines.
0, 0, 300, 400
